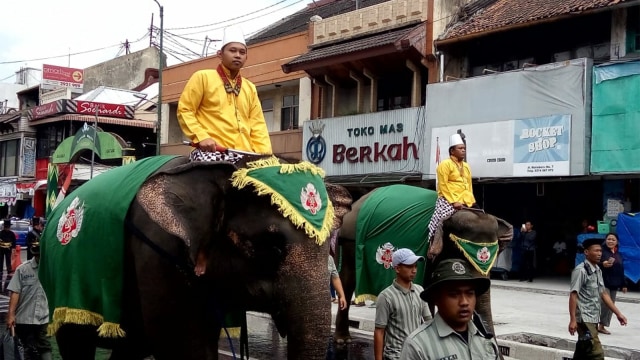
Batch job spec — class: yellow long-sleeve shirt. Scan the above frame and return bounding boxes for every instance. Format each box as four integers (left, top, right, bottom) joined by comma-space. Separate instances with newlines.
436, 157, 476, 206
177, 68, 273, 154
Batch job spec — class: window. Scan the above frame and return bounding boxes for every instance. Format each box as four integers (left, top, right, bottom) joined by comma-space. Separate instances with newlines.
261, 98, 277, 132
280, 95, 299, 130
627, 6, 640, 53
0, 140, 20, 177
36, 124, 70, 159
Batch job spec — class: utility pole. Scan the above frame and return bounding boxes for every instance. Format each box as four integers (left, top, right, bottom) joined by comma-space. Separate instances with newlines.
153, 0, 164, 155
90, 105, 99, 179
149, 13, 155, 47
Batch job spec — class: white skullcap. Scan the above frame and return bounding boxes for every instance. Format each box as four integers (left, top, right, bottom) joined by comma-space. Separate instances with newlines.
449, 133, 464, 148
222, 25, 246, 48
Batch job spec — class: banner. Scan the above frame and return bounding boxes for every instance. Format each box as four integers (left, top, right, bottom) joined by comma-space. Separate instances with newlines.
430, 114, 571, 178
21, 137, 36, 177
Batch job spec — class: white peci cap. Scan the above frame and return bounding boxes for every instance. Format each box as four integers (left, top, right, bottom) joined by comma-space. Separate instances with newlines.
449, 133, 464, 148
222, 25, 246, 48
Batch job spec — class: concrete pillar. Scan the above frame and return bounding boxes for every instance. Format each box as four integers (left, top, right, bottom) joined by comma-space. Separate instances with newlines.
298, 77, 312, 125
406, 59, 422, 107
349, 70, 366, 114
324, 75, 338, 118
611, 8, 627, 60
363, 68, 378, 113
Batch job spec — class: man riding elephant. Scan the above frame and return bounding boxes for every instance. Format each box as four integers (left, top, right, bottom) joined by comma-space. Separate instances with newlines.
428, 132, 477, 250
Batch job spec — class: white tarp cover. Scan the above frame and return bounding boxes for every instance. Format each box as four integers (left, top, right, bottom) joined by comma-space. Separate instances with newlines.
424, 58, 592, 179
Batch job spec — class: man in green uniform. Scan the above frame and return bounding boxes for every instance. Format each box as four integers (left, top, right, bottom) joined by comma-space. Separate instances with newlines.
400, 259, 498, 359
569, 238, 627, 360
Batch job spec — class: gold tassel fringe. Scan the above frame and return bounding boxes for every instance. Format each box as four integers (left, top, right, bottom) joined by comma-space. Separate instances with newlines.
354, 294, 377, 304
47, 307, 125, 338
220, 327, 241, 339
231, 158, 334, 245
98, 322, 127, 338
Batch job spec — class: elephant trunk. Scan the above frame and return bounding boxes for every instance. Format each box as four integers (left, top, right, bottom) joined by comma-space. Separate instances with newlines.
278, 241, 330, 360
476, 288, 496, 336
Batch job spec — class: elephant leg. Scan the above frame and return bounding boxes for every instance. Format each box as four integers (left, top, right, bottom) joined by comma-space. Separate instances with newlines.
56, 324, 98, 360
127, 204, 219, 360
334, 237, 355, 344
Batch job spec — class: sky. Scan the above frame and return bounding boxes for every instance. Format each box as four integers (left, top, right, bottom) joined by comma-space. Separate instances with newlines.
0, 0, 310, 84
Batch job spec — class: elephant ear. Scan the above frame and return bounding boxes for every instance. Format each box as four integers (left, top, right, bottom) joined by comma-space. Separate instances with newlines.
496, 216, 513, 242
136, 161, 237, 249
325, 183, 352, 231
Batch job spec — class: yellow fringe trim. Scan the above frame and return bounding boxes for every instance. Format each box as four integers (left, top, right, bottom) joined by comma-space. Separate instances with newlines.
354, 294, 378, 304
98, 322, 127, 338
47, 307, 126, 338
220, 327, 241, 339
231, 157, 334, 245
449, 234, 498, 276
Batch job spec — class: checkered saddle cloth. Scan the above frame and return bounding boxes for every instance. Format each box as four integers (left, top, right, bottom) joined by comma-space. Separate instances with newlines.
189, 149, 244, 163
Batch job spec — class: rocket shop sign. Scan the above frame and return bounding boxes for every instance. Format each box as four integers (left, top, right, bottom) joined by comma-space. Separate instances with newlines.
302, 108, 422, 176
42, 64, 84, 93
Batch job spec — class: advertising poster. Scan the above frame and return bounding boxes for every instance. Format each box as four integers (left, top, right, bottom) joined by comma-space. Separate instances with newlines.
430, 114, 571, 178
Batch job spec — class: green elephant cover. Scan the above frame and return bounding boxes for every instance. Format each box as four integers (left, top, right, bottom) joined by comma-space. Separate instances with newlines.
39, 155, 178, 338
355, 185, 437, 302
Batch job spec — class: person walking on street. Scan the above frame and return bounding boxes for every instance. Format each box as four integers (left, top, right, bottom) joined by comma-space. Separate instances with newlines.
519, 221, 537, 282
7, 239, 52, 360
400, 258, 499, 359
0, 219, 16, 278
26, 217, 43, 261
597, 233, 627, 335
569, 238, 627, 360
374, 249, 432, 360
329, 255, 347, 310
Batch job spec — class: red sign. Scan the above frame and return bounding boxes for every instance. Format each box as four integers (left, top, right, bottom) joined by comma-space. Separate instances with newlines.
74, 101, 133, 119
43, 64, 84, 84
28, 101, 61, 120
42, 64, 84, 93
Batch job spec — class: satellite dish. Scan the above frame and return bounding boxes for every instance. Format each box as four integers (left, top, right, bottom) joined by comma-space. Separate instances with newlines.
310, 15, 323, 22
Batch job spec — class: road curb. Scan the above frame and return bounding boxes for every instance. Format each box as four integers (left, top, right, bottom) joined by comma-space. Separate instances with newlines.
491, 283, 640, 304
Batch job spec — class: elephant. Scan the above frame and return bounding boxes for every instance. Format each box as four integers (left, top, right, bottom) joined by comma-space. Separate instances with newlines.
333, 184, 512, 344
43, 155, 352, 360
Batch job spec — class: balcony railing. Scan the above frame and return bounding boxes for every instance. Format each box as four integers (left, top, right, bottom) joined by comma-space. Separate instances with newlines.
312, 0, 427, 46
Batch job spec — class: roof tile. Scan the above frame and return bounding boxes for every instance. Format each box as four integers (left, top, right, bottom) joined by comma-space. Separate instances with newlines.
442, 0, 631, 40
285, 25, 415, 66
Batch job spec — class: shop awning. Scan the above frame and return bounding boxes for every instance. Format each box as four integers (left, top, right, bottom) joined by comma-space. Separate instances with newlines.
29, 114, 156, 128
282, 23, 424, 73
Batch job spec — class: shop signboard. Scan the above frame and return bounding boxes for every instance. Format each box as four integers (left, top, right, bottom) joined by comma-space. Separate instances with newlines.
42, 64, 84, 93
429, 114, 571, 178
301, 108, 424, 177
21, 137, 36, 177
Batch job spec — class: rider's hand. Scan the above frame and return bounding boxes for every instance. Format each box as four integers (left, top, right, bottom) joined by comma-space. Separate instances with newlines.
452, 202, 464, 210
198, 138, 217, 152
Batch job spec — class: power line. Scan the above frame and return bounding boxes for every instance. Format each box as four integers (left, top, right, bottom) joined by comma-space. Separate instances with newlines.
0, 74, 14, 82
0, 31, 149, 65
174, 0, 306, 36
165, 0, 293, 31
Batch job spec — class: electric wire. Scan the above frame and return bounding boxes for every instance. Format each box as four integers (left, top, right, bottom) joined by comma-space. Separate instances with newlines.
165, 0, 294, 31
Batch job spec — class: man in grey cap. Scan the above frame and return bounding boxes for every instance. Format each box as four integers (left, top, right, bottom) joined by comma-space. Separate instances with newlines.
400, 258, 498, 359
374, 248, 432, 360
